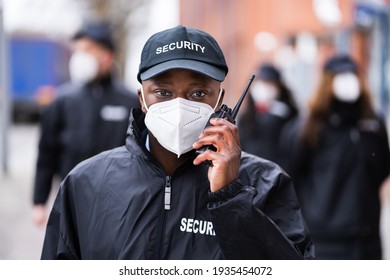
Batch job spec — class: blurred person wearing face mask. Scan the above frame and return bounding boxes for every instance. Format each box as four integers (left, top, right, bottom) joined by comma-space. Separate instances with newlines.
282, 54, 390, 259
40, 25, 314, 260
32, 21, 140, 228
237, 63, 298, 166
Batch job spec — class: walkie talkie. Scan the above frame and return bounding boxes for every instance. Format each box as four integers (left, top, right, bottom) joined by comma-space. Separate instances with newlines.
195, 74, 256, 166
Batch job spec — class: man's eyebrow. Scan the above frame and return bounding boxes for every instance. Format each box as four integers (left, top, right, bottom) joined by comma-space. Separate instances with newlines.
188, 81, 209, 87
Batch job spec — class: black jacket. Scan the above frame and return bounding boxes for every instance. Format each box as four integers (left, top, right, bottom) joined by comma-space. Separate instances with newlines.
41, 108, 314, 260
238, 96, 297, 167
33, 76, 140, 205
284, 100, 390, 259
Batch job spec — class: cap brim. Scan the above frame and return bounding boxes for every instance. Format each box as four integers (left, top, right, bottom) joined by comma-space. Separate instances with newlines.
330, 65, 358, 74
140, 59, 226, 82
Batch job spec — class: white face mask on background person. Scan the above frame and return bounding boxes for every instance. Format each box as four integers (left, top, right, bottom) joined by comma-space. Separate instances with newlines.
141, 88, 222, 158
250, 81, 278, 104
332, 72, 360, 103
68, 51, 99, 84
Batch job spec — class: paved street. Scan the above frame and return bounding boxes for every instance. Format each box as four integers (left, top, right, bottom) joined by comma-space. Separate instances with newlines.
0, 123, 390, 260
0, 123, 46, 259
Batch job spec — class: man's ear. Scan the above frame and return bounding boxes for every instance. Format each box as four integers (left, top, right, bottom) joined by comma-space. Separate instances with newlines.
137, 88, 147, 113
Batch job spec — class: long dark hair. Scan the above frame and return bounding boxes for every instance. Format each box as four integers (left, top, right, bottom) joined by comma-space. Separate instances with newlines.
300, 71, 375, 150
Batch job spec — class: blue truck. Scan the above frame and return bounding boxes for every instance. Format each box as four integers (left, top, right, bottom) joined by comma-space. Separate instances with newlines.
9, 36, 70, 122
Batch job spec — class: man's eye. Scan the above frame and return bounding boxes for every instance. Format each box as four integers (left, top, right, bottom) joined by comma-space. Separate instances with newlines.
155, 90, 172, 97
190, 90, 207, 98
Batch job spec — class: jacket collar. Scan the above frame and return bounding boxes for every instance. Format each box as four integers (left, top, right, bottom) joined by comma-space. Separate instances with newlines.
125, 108, 149, 158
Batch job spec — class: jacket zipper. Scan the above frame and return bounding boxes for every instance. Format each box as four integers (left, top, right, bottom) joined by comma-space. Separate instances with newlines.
164, 176, 172, 210
155, 176, 171, 259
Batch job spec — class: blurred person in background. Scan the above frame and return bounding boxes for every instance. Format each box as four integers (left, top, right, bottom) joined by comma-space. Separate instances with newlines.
32, 20, 140, 227
283, 54, 390, 259
237, 63, 298, 167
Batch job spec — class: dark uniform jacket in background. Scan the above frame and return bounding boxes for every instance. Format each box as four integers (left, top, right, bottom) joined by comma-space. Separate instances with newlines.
238, 95, 297, 169
284, 100, 390, 259
41, 108, 314, 260
33, 75, 140, 205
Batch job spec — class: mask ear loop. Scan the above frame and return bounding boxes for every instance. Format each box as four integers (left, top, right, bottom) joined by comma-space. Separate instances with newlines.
212, 88, 224, 111
140, 87, 149, 111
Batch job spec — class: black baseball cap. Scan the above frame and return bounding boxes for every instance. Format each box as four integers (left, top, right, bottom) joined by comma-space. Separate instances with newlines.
323, 54, 358, 74
257, 63, 281, 82
137, 25, 228, 83
73, 21, 115, 51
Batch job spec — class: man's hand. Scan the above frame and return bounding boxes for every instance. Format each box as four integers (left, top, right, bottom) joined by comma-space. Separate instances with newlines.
32, 204, 48, 228
192, 117, 241, 192
380, 175, 390, 204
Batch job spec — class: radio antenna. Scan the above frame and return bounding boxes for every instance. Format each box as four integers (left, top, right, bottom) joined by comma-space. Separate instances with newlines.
231, 74, 255, 119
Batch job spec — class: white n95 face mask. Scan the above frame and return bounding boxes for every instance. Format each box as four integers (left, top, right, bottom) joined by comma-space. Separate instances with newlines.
332, 73, 360, 103
68, 51, 99, 84
142, 89, 222, 158
251, 81, 278, 104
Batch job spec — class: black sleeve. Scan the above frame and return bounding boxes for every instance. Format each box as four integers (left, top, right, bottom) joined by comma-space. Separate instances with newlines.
371, 118, 390, 186
208, 170, 314, 260
32, 100, 63, 205
277, 115, 309, 185
41, 177, 80, 260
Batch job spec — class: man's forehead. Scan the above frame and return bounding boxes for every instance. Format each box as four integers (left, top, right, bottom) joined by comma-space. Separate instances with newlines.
72, 37, 109, 52
144, 69, 217, 84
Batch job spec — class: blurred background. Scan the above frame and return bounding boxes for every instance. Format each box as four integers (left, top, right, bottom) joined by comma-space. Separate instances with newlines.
1, 0, 390, 259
